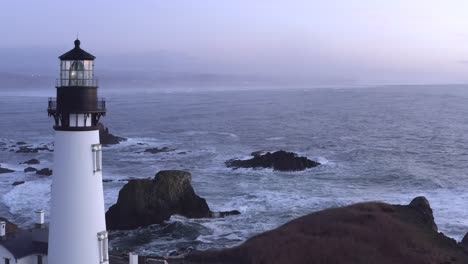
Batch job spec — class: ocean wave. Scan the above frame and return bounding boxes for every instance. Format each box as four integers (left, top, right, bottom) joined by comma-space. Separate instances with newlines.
265, 137, 285, 141
2, 179, 51, 225
183, 131, 239, 139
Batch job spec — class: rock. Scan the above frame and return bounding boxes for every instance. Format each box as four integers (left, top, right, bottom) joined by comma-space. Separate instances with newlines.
36, 168, 52, 176
226, 150, 321, 171
178, 152, 187, 155
251, 150, 266, 157
169, 246, 195, 257
22, 159, 40, 165
12, 181, 25, 186
144, 147, 174, 154
106, 170, 239, 230
16, 145, 52, 153
210, 210, 241, 218
187, 197, 468, 264
106, 170, 210, 230
116, 177, 150, 182
462, 233, 468, 246
102, 179, 113, 183
16, 142, 27, 145
24, 167, 37, 173
98, 123, 126, 145
0, 167, 14, 174
408, 196, 438, 232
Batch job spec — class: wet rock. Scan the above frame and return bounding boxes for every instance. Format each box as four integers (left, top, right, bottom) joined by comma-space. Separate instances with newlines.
36, 168, 52, 176
144, 147, 174, 154
116, 177, 151, 182
22, 159, 40, 165
169, 246, 195, 257
16, 145, 52, 153
251, 150, 266, 157
210, 210, 241, 218
24, 167, 37, 173
226, 150, 321, 171
98, 123, 126, 145
106, 170, 239, 230
0, 167, 14, 174
12, 181, 25, 186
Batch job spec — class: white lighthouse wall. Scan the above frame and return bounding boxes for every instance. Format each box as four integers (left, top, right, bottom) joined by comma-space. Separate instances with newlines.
0, 246, 15, 264
48, 130, 106, 264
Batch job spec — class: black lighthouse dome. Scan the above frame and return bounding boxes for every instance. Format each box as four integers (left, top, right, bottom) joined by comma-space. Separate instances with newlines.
59, 39, 96, 61
48, 39, 106, 131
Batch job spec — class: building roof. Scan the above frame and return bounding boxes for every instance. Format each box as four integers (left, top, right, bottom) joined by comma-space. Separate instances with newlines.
0, 228, 48, 259
59, 39, 96, 60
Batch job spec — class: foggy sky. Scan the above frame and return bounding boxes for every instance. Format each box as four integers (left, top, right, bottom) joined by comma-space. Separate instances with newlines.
2, 0, 468, 85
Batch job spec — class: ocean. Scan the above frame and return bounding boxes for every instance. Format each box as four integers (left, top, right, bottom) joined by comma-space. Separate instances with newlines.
1, 85, 468, 255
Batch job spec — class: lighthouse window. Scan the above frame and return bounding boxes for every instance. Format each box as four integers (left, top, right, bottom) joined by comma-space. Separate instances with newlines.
92, 144, 102, 172
97, 231, 109, 264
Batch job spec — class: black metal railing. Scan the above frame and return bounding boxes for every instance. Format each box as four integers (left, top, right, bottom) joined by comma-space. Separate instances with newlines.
97, 99, 106, 111
55, 78, 99, 87
47, 97, 106, 112
48, 97, 57, 111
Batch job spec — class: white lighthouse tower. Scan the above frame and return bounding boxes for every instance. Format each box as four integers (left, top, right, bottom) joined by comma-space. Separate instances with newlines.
47, 39, 109, 264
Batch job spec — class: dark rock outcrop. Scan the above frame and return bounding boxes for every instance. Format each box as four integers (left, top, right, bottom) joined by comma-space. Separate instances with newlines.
22, 159, 40, 165
0, 166, 14, 174
98, 123, 126, 145
211, 210, 241, 218
12, 181, 25, 186
36, 168, 52, 176
106, 170, 239, 230
16, 145, 52, 153
226, 150, 320, 171
144, 147, 174, 154
462, 233, 468, 246
408, 196, 438, 232
24, 167, 37, 173
187, 197, 468, 264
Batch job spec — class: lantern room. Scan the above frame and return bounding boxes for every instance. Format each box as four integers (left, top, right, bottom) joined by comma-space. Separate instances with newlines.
58, 39, 96, 87
48, 39, 106, 131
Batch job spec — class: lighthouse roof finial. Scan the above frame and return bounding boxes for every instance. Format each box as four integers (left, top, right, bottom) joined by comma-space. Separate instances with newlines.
59, 38, 95, 60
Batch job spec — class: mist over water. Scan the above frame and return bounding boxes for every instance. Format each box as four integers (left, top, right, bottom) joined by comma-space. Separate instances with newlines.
1, 85, 468, 254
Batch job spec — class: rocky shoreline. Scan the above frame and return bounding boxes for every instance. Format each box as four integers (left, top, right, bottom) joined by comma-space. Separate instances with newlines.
109, 197, 468, 264
4, 141, 468, 263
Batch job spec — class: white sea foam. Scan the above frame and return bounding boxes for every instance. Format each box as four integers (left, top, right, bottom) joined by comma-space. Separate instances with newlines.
183, 131, 239, 139
3, 179, 52, 224
316, 156, 331, 165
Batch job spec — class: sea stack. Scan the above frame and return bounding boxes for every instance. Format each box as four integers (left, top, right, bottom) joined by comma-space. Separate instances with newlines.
47, 39, 108, 264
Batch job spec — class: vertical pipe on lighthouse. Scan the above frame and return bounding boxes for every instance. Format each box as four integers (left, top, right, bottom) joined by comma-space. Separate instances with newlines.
47, 39, 108, 264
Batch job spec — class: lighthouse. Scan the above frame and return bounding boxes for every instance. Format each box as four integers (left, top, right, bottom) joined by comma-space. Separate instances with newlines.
47, 39, 108, 264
